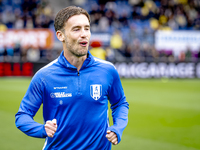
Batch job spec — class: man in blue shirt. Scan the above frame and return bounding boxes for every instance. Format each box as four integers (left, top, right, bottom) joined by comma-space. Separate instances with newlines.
15, 6, 129, 150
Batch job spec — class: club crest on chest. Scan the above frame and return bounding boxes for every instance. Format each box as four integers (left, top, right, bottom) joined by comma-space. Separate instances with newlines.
90, 84, 102, 100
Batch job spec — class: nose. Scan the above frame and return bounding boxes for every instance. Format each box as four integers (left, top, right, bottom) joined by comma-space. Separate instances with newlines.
80, 29, 88, 38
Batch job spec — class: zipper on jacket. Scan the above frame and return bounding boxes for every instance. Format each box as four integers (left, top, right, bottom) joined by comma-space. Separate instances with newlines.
77, 71, 80, 95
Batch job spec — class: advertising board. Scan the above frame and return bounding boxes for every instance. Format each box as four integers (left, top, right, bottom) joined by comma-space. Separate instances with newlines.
115, 62, 200, 78
0, 62, 200, 78
0, 29, 54, 49
155, 30, 200, 56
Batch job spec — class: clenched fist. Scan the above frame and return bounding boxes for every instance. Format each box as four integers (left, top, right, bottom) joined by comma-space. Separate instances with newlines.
106, 130, 118, 145
45, 119, 57, 138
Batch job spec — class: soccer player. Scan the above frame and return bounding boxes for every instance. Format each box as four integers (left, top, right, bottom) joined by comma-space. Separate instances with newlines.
15, 6, 129, 150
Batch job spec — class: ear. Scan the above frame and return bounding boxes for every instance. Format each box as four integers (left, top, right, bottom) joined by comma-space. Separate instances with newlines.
56, 30, 65, 42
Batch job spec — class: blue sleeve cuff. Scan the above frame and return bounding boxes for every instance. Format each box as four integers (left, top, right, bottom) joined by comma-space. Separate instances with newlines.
42, 125, 48, 137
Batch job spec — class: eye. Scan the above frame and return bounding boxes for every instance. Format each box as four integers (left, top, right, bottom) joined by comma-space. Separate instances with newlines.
73, 28, 79, 31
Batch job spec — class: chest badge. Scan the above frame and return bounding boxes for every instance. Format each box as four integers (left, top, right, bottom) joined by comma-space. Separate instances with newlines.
90, 84, 102, 100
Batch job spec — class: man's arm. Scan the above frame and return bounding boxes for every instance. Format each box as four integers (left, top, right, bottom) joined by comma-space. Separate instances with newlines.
107, 68, 129, 144
15, 75, 48, 138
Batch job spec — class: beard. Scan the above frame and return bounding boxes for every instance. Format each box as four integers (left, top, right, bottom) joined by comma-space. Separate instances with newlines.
64, 37, 88, 58
70, 48, 87, 57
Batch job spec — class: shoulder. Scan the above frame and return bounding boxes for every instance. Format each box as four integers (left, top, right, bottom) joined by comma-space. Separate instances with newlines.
34, 58, 59, 80
28, 58, 60, 92
92, 57, 119, 76
93, 57, 115, 69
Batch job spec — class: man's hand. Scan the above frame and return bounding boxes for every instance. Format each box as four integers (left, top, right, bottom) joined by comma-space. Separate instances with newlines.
45, 119, 57, 138
106, 130, 118, 145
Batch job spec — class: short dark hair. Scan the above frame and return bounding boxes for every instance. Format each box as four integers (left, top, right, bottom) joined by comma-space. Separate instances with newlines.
54, 6, 90, 32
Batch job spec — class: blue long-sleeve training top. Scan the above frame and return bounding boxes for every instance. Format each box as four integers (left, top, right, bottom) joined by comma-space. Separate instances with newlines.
15, 51, 129, 150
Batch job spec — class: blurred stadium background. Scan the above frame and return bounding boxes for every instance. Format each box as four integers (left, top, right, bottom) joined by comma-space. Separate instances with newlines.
0, 0, 200, 150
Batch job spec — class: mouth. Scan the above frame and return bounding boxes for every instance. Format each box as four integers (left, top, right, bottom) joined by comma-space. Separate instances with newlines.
79, 41, 88, 47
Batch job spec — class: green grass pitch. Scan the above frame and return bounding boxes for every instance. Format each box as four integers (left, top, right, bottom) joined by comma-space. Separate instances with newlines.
0, 77, 200, 150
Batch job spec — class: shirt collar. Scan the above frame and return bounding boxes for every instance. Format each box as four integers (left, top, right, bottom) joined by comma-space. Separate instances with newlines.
58, 50, 94, 70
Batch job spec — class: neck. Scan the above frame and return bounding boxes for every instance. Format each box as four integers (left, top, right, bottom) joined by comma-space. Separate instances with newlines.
64, 51, 87, 71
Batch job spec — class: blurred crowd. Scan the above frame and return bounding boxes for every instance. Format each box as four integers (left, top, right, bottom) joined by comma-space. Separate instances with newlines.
0, 0, 200, 63
85, 0, 200, 62
0, 0, 57, 62
0, 0, 54, 29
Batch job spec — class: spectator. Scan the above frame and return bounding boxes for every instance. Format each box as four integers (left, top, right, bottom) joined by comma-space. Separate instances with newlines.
197, 48, 200, 61
185, 47, 193, 61
105, 46, 115, 61
90, 40, 106, 60
27, 47, 40, 62
179, 51, 186, 62
0, 46, 4, 61
13, 41, 21, 61
110, 30, 123, 53
0, 22, 7, 31
130, 39, 144, 62
6, 45, 14, 61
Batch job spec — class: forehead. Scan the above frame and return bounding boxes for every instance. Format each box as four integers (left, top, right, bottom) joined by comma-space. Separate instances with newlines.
65, 14, 90, 28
